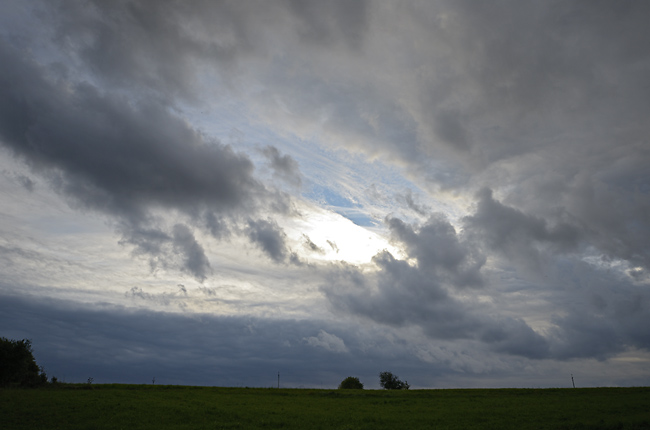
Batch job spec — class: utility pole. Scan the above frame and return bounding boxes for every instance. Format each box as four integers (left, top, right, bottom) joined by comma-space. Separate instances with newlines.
277, 371, 280, 389
571, 374, 575, 388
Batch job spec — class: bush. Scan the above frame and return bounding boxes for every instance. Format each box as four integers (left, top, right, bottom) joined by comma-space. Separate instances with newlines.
338, 376, 364, 389
0, 337, 48, 387
379, 371, 410, 390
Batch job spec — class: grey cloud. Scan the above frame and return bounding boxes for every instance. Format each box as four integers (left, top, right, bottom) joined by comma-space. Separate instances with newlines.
0, 42, 262, 217
172, 224, 211, 282
541, 259, 650, 360
434, 109, 471, 152
0, 292, 433, 388
323, 251, 549, 358
262, 146, 302, 188
463, 188, 582, 273
323, 244, 650, 361
50, 0, 368, 100
119, 225, 171, 261
51, 0, 264, 101
324, 209, 650, 360
0, 40, 286, 280
43, 0, 650, 198
116, 223, 211, 282
177, 284, 188, 296
287, 0, 369, 50
557, 172, 650, 269
326, 240, 339, 253
395, 189, 429, 217
387, 214, 485, 287
3, 170, 35, 191
478, 316, 549, 359
302, 234, 325, 255
247, 219, 289, 263
124, 285, 189, 308
3, 0, 650, 386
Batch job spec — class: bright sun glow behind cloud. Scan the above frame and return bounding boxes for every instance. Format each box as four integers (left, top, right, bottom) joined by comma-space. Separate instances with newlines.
286, 202, 402, 265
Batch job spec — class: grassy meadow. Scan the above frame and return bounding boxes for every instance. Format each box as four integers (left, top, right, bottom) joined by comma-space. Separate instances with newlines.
2, 384, 649, 429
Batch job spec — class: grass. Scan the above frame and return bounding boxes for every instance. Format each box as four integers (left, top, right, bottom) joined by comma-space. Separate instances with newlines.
1, 384, 649, 429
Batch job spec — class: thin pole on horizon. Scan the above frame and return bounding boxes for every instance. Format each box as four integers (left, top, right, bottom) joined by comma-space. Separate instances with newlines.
278, 371, 280, 389
571, 374, 575, 388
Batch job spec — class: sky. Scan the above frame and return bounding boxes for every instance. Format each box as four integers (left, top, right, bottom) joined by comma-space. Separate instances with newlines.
1, 0, 649, 389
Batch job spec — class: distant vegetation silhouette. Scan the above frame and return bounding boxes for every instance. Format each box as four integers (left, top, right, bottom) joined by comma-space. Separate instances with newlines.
0, 337, 48, 387
338, 376, 364, 389
379, 371, 410, 390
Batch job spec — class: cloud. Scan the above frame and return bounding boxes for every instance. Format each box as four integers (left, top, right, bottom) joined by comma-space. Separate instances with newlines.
2, 0, 650, 388
326, 240, 339, 253
2, 170, 35, 192
395, 189, 430, 217
463, 188, 581, 273
0, 292, 434, 388
262, 146, 302, 188
172, 224, 211, 282
302, 234, 325, 255
304, 330, 348, 353
322, 250, 549, 359
247, 219, 289, 263
0, 39, 292, 280
387, 214, 485, 287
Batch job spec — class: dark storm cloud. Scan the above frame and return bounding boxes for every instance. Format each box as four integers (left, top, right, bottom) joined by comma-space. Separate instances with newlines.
0, 40, 286, 280
0, 44, 258, 215
0, 292, 427, 388
246, 219, 290, 263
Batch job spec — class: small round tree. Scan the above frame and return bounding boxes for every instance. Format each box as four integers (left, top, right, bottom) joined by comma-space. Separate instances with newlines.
338, 376, 364, 389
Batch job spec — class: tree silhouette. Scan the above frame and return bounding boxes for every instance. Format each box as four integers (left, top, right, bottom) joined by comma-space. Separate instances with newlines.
338, 376, 364, 389
379, 371, 410, 390
0, 338, 48, 387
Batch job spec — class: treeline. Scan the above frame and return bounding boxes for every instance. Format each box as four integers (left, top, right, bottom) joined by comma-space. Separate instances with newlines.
338, 371, 410, 390
0, 337, 49, 387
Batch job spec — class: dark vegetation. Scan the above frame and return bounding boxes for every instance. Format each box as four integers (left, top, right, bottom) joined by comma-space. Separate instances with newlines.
379, 371, 409, 390
338, 376, 364, 389
2, 384, 649, 429
0, 337, 48, 387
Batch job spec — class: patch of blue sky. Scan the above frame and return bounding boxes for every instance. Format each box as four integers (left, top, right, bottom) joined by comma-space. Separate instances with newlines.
331, 208, 378, 228
184, 97, 463, 226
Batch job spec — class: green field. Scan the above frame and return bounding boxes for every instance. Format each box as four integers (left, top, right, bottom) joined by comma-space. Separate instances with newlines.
2, 385, 649, 429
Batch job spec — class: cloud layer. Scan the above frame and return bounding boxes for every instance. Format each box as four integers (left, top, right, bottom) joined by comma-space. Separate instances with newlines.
1, 0, 649, 388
